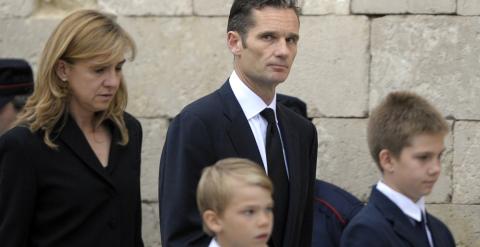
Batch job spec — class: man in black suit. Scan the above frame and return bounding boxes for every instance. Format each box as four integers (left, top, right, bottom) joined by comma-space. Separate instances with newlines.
158, 0, 318, 246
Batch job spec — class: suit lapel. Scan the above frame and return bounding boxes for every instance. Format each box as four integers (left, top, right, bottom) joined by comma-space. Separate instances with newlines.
58, 115, 115, 188
219, 81, 264, 166
426, 214, 442, 247
371, 187, 427, 247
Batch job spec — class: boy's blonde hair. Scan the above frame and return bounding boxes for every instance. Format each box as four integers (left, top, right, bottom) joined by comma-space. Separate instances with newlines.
196, 158, 273, 236
368, 91, 449, 171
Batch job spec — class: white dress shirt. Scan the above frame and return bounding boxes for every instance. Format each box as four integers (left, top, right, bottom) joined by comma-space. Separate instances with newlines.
229, 70, 289, 176
208, 238, 220, 247
376, 181, 434, 247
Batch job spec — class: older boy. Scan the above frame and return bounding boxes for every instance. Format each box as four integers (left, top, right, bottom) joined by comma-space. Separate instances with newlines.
197, 158, 273, 247
340, 91, 455, 247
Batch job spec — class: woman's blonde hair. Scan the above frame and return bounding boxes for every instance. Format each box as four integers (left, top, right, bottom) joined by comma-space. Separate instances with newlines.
16, 9, 136, 148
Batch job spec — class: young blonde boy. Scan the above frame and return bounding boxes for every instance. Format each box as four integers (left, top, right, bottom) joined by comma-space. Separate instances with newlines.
340, 91, 455, 247
196, 158, 273, 247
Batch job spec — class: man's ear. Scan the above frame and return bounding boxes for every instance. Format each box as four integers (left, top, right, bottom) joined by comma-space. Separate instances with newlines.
203, 210, 223, 234
227, 31, 243, 56
379, 149, 395, 173
55, 59, 69, 82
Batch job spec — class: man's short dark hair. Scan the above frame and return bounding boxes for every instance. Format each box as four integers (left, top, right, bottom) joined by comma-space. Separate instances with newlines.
227, 0, 300, 45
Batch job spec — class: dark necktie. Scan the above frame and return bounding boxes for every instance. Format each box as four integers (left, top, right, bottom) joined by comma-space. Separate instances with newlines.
413, 214, 431, 247
260, 108, 289, 247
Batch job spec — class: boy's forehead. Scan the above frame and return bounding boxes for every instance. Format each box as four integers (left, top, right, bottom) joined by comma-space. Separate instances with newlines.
404, 132, 446, 151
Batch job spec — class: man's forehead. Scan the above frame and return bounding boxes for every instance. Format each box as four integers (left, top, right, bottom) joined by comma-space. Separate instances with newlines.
249, 7, 299, 32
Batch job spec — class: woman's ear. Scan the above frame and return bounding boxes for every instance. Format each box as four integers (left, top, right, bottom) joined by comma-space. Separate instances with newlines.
55, 60, 69, 82
202, 210, 223, 235
227, 31, 243, 56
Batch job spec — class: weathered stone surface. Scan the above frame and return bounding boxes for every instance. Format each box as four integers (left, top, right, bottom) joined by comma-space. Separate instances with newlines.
142, 203, 161, 247
457, 0, 480, 16
352, 0, 455, 14
428, 204, 480, 247
301, 0, 350, 15
138, 118, 169, 202
193, 0, 350, 16
370, 16, 480, 120
314, 118, 377, 201
0, 18, 59, 69
452, 121, 480, 204
315, 118, 453, 203
426, 120, 454, 203
193, 0, 232, 16
99, 0, 192, 16
35, 0, 96, 17
0, 0, 35, 18
281, 16, 369, 118
119, 16, 231, 118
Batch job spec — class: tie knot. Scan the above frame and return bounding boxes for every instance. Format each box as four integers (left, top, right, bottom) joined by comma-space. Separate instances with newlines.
261, 108, 276, 124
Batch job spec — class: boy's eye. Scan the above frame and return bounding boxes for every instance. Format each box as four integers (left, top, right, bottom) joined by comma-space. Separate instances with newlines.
115, 65, 123, 71
242, 209, 255, 216
415, 155, 430, 161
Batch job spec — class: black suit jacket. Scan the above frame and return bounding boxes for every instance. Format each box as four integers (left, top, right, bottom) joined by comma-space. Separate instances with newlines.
340, 187, 455, 247
159, 81, 318, 247
312, 180, 363, 247
0, 113, 143, 247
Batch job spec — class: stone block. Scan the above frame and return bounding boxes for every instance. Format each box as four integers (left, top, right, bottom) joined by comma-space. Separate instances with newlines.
193, 0, 232, 16
0, 18, 59, 69
281, 16, 370, 118
99, 0, 192, 16
301, 0, 350, 15
452, 121, 480, 204
35, 0, 96, 17
428, 204, 480, 247
142, 202, 161, 247
426, 120, 454, 203
119, 16, 231, 118
0, 0, 35, 18
139, 118, 169, 202
370, 16, 480, 120
314, 118, 377, 201
351, 0, 455, 14
458, 0, 480, 16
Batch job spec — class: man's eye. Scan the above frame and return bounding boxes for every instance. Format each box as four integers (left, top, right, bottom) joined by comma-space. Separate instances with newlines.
286, 37, 298, 44
262, 35, 274, 40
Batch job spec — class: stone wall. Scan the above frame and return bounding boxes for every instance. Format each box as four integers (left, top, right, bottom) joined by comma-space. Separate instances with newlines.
1, 0, 479, 246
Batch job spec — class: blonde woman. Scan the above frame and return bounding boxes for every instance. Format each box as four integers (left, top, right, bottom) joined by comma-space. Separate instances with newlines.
0, 10, 143, 246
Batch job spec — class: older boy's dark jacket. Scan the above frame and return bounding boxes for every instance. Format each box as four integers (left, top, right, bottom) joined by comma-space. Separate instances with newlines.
340, 187, 455, 247
159, 81, 318, 247
312, 180, 363, 247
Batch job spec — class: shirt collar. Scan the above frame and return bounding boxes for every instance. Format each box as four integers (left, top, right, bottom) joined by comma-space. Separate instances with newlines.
229, 70, 277, 120
376, 180, 426, 222
208, 238, 221, 247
